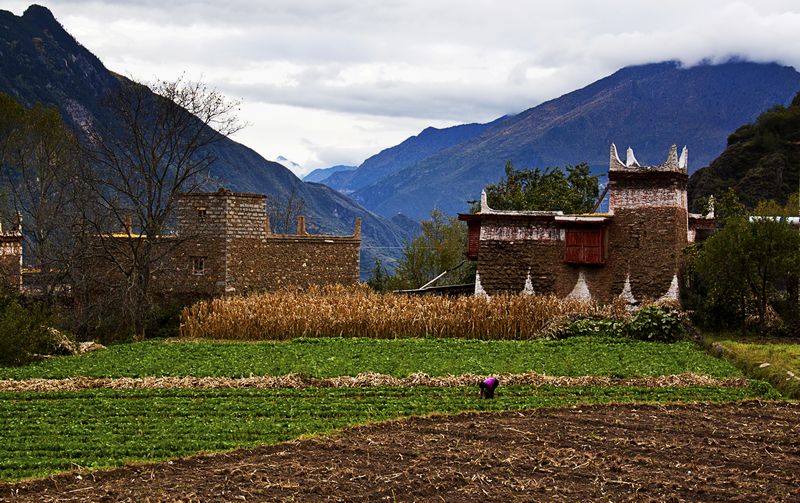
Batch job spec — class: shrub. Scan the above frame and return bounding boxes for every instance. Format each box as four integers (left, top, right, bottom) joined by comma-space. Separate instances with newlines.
0, 294, 62, 365
566, 317, 626, 338
625, 306, 686, 343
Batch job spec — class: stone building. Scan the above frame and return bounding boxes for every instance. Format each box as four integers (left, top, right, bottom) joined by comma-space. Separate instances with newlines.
70, 188, 361, 302
170, 189, 361, 296
459, 144, 713, 306
0, 224, 23, 291
4, 189, 360, 298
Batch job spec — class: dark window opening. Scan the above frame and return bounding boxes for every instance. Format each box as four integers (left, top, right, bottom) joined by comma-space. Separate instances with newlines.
564, 228, 605, 264
197, 207, 207, 223
192, 256, 206, 275
466, 221, 481, 260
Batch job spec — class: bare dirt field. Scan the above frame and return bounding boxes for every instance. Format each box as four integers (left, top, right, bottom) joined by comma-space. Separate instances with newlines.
2, 401, 798, 502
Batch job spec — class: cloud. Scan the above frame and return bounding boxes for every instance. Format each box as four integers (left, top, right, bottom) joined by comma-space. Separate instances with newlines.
5, 0, 800, 168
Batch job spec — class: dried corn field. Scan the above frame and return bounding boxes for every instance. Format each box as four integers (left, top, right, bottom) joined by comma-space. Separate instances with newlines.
180, 285, 629, 340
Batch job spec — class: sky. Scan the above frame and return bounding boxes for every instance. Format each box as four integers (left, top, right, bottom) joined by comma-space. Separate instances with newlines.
5, 1, 800, 176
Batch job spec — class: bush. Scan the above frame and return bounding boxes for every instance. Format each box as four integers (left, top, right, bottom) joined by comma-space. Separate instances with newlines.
625, 306, 686, 343
563, 317, 625, 339
0, 294, 62, 365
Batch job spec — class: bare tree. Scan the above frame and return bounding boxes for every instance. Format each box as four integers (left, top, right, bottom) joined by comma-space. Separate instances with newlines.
79, 76, 243, 337
266, 186, 306, 234
0, 96, 83, 299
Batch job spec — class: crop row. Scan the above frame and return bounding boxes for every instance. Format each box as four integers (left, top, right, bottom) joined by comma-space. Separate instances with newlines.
0, 384, 776, 481
0, 337, 742, 380
180, 284, 629, 340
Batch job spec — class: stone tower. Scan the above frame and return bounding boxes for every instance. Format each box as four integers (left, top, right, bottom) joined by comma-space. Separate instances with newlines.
606, 144, 689, 301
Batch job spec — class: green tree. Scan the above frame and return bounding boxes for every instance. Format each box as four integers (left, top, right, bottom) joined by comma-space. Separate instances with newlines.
483, 161, 600, 213
690, 191, 800, 331
391, 209, 474, 290
366, 258, 390, 292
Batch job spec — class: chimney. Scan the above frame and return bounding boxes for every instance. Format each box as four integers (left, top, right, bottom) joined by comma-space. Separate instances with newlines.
297, 215, 307, 235
124, 215, 133, 235
353, 218, 362, 239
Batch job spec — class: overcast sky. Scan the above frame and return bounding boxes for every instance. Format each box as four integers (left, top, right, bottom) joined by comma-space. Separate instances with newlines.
6, 1, 800, 175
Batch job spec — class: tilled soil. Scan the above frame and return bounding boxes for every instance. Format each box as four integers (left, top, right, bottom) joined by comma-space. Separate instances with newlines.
2, 402, 798, 502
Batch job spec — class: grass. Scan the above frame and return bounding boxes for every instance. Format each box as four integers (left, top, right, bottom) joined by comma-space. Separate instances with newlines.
0, 336, 743, 379
0, 382, 777, 481
704, 334, 800, 398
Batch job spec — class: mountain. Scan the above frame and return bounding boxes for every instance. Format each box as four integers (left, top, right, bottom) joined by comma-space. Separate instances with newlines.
0, 5, 414, 277
688, 91, 800, 211
303, 164, 355, 183
348, 61, 800, 220
323, 121, 502, 194
274, 155, 303, 174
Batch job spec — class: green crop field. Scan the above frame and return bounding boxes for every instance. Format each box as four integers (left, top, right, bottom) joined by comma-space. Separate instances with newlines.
0, 336, 742, 380
705, 335, 800, 398
0, 383, 777, 481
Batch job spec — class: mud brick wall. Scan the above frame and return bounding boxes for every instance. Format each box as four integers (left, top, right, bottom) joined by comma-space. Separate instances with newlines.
0, 237, 22, 290
177, 191, 229, 237
82, 191, 360, 299
226, 237, 360, 294
475, 206, 687, 302
476, 236, 614, 301
604, 207, 687, 301
476, 217, 585, 297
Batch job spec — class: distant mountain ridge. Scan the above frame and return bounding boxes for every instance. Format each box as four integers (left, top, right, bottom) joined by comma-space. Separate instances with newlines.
274, 155, 303, 174
0, 5, 415, 276
340, 61, 800, 220
323, 120, 504, 194
304, 165, 355, 183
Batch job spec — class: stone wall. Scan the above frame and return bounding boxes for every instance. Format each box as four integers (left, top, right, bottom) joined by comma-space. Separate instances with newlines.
224, 194, 269, 239
0, 236, 22, 290
609, 176, 688, 211
226, 236, 360, 294
81, 190, 361, 300
474, 206, 687, 304
605, 207, 687, 302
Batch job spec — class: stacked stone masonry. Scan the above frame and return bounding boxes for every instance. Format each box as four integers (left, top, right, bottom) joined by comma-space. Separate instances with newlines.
84, 188, 360, 299
0, 235, 22, 290
462, 144, 709, 306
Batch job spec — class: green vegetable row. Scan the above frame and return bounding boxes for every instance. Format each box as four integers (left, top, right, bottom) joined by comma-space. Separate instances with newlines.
0, 336, 742, 380
0, 383, 776, 481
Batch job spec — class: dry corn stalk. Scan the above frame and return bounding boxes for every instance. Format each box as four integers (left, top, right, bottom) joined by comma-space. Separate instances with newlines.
180, 284, 629, 340
0, 373, 748, 392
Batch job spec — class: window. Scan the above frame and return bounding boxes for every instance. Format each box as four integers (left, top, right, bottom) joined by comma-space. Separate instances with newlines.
564, 228, 605, 264
197, 207, 207, 223
192, 256, 206, 275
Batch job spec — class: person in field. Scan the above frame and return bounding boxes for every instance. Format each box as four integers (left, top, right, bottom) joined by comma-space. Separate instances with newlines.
479, 376, 499, 399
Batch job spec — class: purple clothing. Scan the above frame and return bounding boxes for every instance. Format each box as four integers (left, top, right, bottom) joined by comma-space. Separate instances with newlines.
482, 377, 499, 390
479, 377, 499, 398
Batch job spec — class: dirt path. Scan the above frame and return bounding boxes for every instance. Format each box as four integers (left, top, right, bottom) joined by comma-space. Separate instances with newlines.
0, 372, 749, 392
2, 402, 797, 502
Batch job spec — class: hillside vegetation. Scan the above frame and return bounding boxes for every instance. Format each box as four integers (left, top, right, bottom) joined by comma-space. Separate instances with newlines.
689, 91, 800, 210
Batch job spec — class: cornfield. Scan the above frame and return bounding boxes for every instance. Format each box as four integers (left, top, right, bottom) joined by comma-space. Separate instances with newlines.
180, 284, 629, 340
